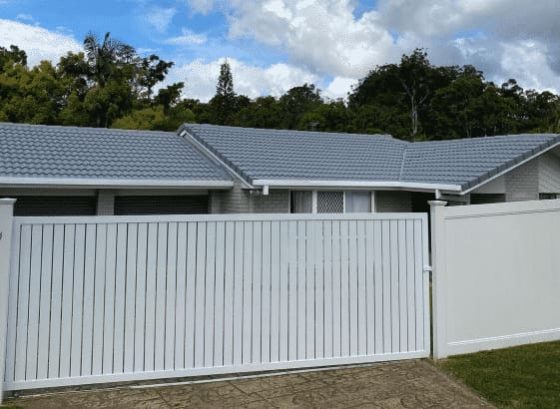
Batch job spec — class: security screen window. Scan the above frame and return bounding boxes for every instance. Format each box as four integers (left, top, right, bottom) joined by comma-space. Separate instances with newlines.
345, 191, 371, 213
317, 192, 344, 213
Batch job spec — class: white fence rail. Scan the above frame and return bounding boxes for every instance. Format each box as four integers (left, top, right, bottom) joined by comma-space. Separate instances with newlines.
431, 199, 560, 359
3, 213, 430, 391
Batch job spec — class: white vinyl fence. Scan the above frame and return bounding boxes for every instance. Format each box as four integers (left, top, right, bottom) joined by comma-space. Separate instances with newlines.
431, 199, 560, 359
2, 212, 430, 392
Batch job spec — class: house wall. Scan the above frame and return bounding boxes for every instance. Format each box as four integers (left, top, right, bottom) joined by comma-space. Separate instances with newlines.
375, 191, 412, 212
505, 159, 540, 201
470, 151, 560, 203
539, 151, 560, 193
209, 182, 290, 213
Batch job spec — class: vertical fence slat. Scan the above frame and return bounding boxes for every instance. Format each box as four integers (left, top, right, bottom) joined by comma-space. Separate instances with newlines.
251, 222, 262, 364
340, 221, 350, 357
213, 222, 225, 367
70, 224, 85, 377
37, 225, 53, 379
165, 222, 178, 370
406, 220, 416, 352
134, 223, 148, 372
278, 221, 290, 362
261, 222, 271, 363
14, 225, 32, 381
269, 221, 280, 363
305, 221, 315, 360
48, 224, 65, 379
194, 222, 206, 368
143, 223, 158, 372
25, 225, 42, 380
398, 221, 408, 353
81, 224, 96, 376
113, 224, 127, 374
331, 221, 341, 358
124, 223, 138, 373
242, 222, 253, 365
184, 222, 197, 369
314, 221, 324, 360
365, 221, 375, 355
174, 223, 187, 370
154, 223, 168, 371
232, 222, 243, 366
348, 221, 358, 357
381, 221, 391, 354
222, 222, 235, 366
204, 222, 216, 367
323, 221, 333, 358
357, 220, 367, 356
102, 224, 117, 375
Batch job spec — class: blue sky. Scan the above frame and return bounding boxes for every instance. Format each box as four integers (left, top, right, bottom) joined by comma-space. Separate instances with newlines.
1, 0, 559, 101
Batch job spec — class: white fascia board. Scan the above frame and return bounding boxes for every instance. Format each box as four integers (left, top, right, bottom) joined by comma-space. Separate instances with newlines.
252, 179, 462, 192
460, 140, 560, 196
0, 177, 234, 189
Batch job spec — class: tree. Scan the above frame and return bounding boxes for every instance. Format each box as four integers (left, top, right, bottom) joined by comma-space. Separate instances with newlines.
349, 49, 459, 140
279, 84, 323, 129
139, 54, 174, 100
208, 61, 237, 125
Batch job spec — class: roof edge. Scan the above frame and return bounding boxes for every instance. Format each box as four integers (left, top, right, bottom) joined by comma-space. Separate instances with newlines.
252, 179, 462, 192
0, 177, 234, 189
179, 125, 255, 188
459, 138, 560, 195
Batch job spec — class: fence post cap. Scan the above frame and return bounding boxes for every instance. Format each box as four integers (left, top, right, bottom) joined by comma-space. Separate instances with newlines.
428, 200, 448, 207
0, 198, 16, 206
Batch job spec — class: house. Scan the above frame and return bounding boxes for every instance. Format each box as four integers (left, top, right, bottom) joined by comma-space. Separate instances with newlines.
1, 122, 560, 216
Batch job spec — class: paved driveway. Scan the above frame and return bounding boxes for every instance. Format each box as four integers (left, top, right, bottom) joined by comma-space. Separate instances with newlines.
7, 360, 492, 408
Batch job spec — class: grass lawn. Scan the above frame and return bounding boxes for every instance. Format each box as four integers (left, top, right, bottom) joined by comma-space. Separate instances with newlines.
439, 341, 560, 408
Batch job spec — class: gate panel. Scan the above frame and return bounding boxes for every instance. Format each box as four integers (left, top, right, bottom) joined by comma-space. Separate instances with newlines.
4, 213, 429, 391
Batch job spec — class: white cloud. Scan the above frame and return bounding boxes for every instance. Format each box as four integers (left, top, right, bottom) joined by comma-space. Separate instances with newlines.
0, 19, 81, 66
167, 57, 319, 102
227, 0, 397, 79
324, 77, 358, 100
191, 0, 560, 98
187, 0, 215, 14
145, 7, 176, 33
165, 28, 207, 46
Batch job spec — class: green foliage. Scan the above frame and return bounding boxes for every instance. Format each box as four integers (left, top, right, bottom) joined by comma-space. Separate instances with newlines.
0, 36, 558, 140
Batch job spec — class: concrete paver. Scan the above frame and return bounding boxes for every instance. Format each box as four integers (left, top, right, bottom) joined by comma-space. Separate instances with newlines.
6, 360, 493, 409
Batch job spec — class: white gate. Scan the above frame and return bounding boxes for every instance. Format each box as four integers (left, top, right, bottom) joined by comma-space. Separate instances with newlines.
3, 213, 430, 391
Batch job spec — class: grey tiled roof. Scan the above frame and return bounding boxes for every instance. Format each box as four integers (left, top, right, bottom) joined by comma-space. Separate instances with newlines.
183, 124, 560, 191
182, 124, 408, 182
0, 123, 232, 184
403, 135, 560, 190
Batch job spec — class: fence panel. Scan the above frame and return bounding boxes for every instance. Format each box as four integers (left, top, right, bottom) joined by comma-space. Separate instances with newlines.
431, 199, 560, 359
4, 213, 429, 391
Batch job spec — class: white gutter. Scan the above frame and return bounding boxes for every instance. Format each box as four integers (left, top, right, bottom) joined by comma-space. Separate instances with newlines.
460, 140, 560, 196
252, 179, 462, 192
0, 177, 234, 189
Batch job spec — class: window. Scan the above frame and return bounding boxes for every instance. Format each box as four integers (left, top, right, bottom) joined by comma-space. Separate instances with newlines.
291, 191, 313, 213
345, 191, 371, 213
539, 193, 558, 200
317, 192, 344, 213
